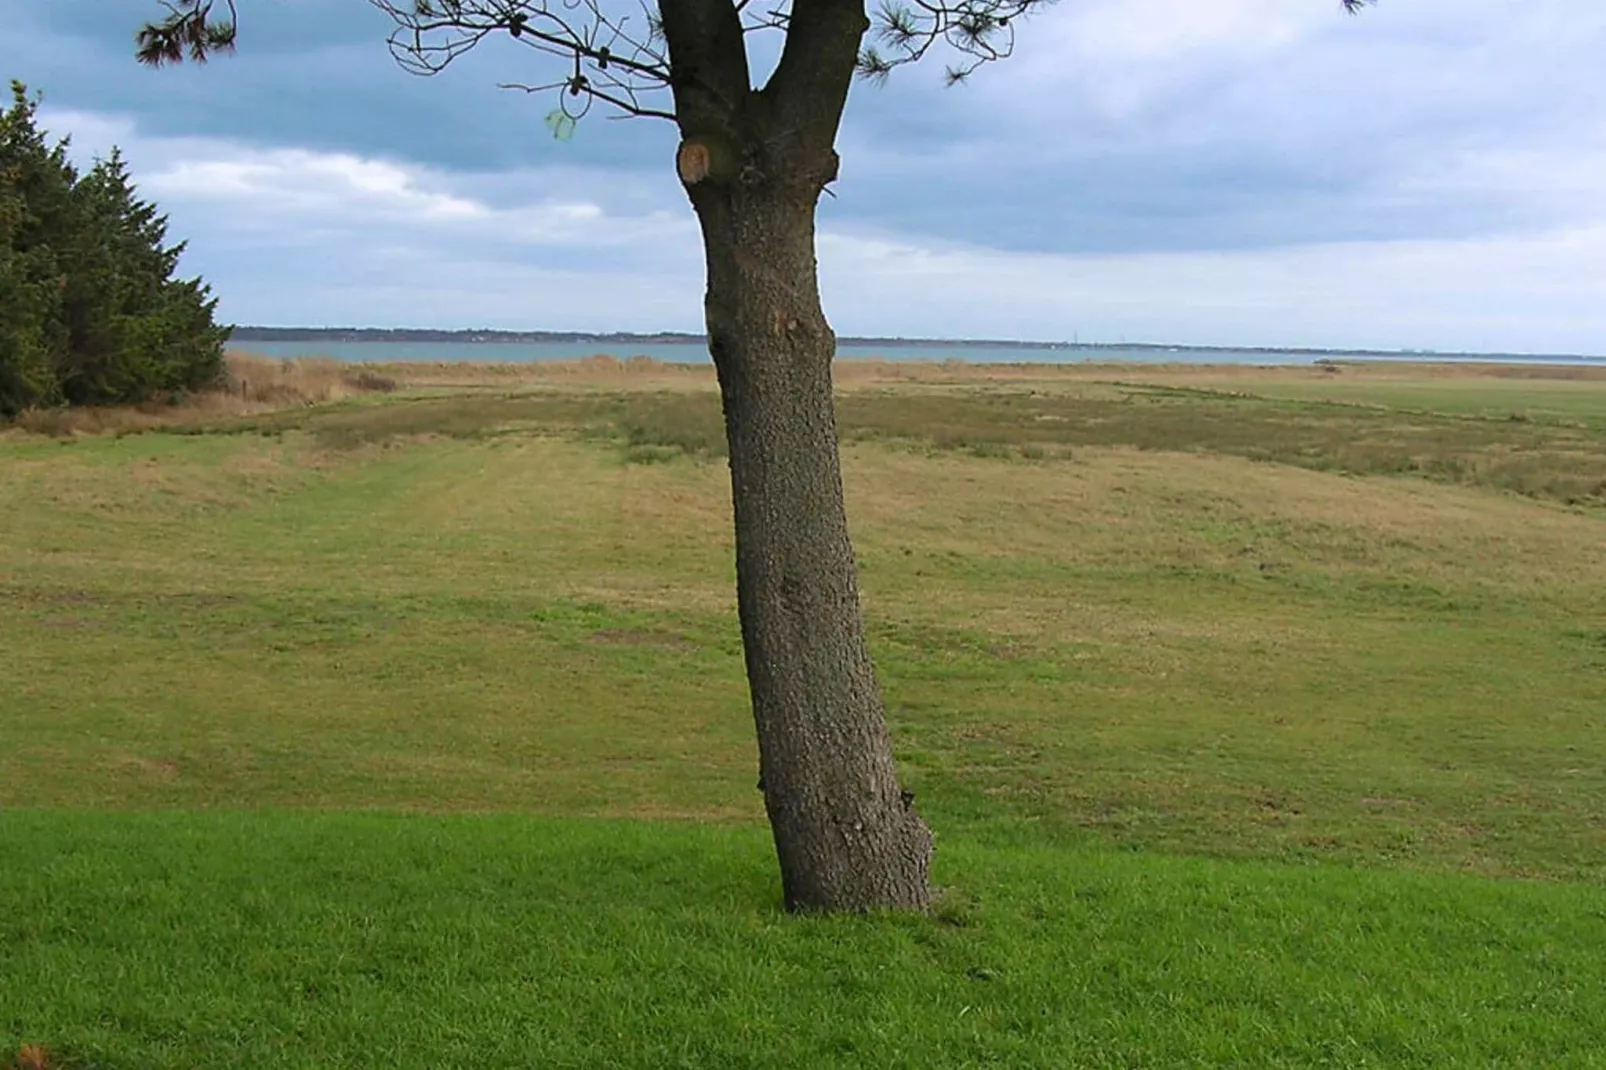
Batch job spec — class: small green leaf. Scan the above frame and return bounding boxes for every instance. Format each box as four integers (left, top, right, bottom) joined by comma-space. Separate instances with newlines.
544, 109, 577, 141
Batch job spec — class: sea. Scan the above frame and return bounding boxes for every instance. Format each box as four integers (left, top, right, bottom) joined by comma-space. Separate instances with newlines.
227, 339, 1606, 367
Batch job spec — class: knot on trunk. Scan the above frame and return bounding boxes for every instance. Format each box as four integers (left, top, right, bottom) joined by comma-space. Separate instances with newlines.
678, 136, 738, 187
678, 137, 840, 199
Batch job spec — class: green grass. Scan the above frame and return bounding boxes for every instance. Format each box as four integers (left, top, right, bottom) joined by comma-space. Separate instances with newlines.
169, 376, 1606, 505
1192, 368, 1606, 427
5, 812, 1606, 1069
3, 365, 1606, 1065
4, 394, 1603, 875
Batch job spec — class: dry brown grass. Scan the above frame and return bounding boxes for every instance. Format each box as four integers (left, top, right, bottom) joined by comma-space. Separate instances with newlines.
9, 353, 1604, 445
345, 354, 1606, 400
1090, 360, 1606, 384
9, 405, 175, 438
3, 352, 399, 438
341, 353, 715, 394
327, 355, 1301, 394
222, 352, 398, 404
4, 1045, 53, 1070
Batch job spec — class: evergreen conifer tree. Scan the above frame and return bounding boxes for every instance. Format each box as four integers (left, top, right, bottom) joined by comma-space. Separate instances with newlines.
0, 81, 227, 417
0, 81, 72, 415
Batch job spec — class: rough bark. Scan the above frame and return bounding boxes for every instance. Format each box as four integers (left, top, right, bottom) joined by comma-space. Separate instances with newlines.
662, 0, 932, 913
676, 149, 931, 911
693, 175, 933, 912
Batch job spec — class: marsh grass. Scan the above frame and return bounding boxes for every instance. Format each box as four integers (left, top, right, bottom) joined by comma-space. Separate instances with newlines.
14, 355, 1606, 508
3, 354, 399, 439
840, 386, 1606, 505
222, 352, 398, 404
133, 369, 1606, 506
3, 369, 1604, 877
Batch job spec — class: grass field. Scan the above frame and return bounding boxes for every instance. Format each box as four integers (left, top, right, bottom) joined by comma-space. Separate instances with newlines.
3, 358, 1605, 1067
6, 814, 1604, 1069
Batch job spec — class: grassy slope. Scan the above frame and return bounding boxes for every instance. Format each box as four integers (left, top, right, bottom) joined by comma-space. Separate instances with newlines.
3, 363, 1606, 1065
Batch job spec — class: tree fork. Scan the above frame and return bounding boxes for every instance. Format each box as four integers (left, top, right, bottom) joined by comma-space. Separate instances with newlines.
663, 0, 934, 913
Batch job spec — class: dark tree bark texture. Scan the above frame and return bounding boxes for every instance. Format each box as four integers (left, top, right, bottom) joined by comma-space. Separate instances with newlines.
664, 0, 934, 912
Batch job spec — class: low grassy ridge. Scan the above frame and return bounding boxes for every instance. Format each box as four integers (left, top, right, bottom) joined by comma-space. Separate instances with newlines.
3, 360, 1605, 1066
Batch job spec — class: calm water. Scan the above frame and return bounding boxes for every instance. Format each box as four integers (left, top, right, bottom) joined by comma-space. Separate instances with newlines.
229, 339, 1605, 366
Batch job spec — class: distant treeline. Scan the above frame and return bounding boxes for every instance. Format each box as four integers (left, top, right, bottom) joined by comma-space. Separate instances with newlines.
230, 326, 1084, 350
226, 327, 1570, 361
229, 327, 709, 345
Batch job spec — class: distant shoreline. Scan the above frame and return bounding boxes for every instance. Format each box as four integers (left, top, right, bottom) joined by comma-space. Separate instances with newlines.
225, 327, 1599, 364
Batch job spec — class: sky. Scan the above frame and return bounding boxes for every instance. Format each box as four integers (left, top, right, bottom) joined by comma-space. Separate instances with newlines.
3, 0, 1604, 353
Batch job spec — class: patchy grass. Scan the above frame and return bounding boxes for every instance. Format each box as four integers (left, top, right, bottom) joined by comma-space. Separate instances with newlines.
87, 364, 1606, 506
5, 813, 1606, 1069
2, 369, 1603, 877
3, 363, 1605, 1064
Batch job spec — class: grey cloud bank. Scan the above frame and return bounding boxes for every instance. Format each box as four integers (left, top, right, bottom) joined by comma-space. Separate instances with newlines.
2, 0, 1603, 353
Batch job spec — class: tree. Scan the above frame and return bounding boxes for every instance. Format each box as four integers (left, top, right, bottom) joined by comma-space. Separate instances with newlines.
136, 0, 1375, 913
0, 190, 59, 414
56, 148, 230, 405
0, 82, 74, 415
0, 82, 228, 416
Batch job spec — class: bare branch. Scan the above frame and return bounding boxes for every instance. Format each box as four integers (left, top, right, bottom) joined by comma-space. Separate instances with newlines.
370, 0, 677, 129
501, 78, 676, 120
137, 0, 1382, 132
741, 7, 791, 36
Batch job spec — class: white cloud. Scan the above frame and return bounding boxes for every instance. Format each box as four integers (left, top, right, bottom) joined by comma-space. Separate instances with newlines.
1058, 0, 1321, 64
27, 28, 1606, 356
56, 119, 692, 249
148, 151, 491, 223
817, 223, 1606, 353
1434, 132, 1606, 218
34, 106, 136, 154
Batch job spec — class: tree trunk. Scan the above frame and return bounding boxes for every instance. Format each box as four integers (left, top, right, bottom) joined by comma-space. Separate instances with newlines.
687, 170, 934, 914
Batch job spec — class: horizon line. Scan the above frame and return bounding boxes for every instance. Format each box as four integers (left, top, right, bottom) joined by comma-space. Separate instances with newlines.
224, 326, 1602, 361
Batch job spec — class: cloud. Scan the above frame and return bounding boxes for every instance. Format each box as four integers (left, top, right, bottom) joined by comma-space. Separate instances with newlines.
1, 0, 678, 170
22, 102, 1606, 353
147, 151, 492, 222
7, 0, 1606, 351
837, 0, 1606, 254
29, 114, 702, 328
43, 107, 690, 244
1066, 0, 1318, 62
817, 223, 1606, 353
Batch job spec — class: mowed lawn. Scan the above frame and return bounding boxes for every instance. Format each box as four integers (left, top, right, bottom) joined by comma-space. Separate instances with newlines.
3, 361, 1606, 1066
